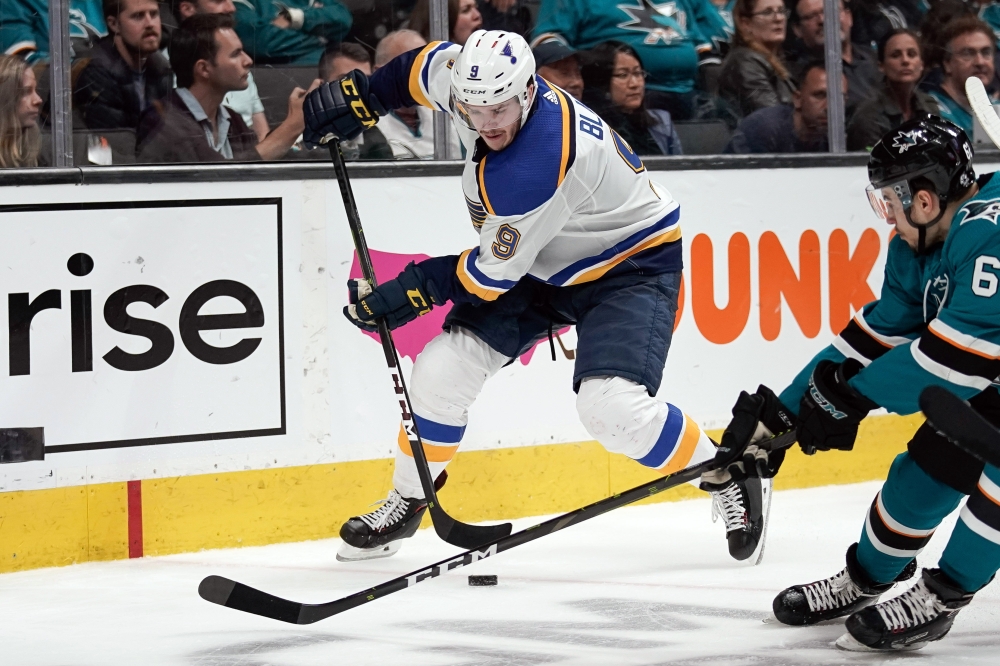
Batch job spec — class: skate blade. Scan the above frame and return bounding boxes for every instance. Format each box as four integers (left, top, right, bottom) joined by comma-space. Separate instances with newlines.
835, 632, 927, 652
336, 540, 402, 562
750, 478, 773, 566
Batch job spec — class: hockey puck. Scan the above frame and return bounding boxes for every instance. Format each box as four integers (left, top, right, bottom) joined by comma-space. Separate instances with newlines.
468, 575, 498, 586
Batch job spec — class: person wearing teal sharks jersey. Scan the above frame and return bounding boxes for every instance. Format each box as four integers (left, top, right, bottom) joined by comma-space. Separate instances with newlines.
233, 0, 352, 65
925, 15, 996, 136
532, 0, 716, 118
738, 116, 1000, 651
0, 0, 107, 62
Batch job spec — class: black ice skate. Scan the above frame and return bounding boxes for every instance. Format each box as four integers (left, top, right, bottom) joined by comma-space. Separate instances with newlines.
702, 474, 772, 563
773, 542, 916, 626
837, 568, 974, 652
337, 489, 427, 562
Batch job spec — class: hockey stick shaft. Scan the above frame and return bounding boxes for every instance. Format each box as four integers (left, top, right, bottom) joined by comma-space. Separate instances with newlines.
920, 385, 1000, 467
327, 141, 511, 549
199, 431, 798, 625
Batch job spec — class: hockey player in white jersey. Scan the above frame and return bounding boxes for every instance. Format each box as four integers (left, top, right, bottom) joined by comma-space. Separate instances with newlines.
303, 30, 773, 563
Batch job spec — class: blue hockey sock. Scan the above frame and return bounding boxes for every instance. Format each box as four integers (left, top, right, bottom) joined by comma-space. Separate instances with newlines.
940, 465, 1000, 593
857, 453, 963, 584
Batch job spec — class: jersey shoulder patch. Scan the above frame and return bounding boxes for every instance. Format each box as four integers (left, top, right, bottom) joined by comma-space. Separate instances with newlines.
477, 78, 576, 217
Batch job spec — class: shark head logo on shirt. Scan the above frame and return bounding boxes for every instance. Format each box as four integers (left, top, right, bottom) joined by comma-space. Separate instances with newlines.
892, 129, 923, 153
617, 0, 686, 45
960, 198, 1000, 225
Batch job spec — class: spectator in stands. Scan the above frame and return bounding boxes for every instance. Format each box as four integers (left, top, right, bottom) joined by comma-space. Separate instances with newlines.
172, 0, 269, 141
532, 0, 713, 120
847, 28, 938, 151
532, 36, 583, 100
372, 29, 462, 159
581, 41, 682, 155
698, 0, 736, 94
924, 15, 996, 136
850, 0, 923, 50
317, 43, 392, 159
409, 0, 482, 45
725, 60, 842, 152
718, 0, 795, 118
74, 0, 173, 131
137, 14, 315, 162
788, 0, 881, 111
0, 0, 107, 62
0, 56, 42, 167
234, 0, 351, 65
477, 0, 533, 37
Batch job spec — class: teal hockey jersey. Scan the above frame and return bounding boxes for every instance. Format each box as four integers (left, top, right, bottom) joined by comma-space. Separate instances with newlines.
780, 171, 1000, 416
533, 0, 714, 94
0, 0, 106, 61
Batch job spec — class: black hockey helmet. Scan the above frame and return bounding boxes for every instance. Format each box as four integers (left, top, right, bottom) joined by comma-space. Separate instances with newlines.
866, 115, 975, 252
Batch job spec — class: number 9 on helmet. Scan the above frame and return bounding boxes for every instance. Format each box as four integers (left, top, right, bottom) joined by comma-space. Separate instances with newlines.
449, 30, 537, 133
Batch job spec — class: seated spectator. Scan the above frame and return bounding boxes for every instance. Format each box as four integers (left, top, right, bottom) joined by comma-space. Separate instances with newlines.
0, 0, 107, 62
0, 56, 42, 167
532, 0, 713, 120
532, 36, 583, 100
718, 0, 795, 118
477, 0, 533, 37
234, 0, 351, 65
788, 0, 881, 111
850, 0, 924, 50
923, 16, 996, 136
172, 0, 268, 140
372, 29, 462, 159
409, 0, 482, 46
581, 42, 682, 155
847, 28, 938, 151
317, 43, 392, 160
725, 60, 843, 153
74, 0, 172, 131
137, 13, 314, 162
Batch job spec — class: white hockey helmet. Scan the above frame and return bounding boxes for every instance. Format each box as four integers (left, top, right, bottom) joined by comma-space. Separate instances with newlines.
449, 30, 537, 132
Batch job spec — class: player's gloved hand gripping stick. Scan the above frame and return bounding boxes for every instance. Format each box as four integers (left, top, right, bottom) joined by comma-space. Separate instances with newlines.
325, 137, 512, 550
198, 430, 798, 624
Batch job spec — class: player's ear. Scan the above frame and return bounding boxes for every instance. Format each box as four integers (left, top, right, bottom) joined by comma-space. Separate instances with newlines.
914, 189, 939, 217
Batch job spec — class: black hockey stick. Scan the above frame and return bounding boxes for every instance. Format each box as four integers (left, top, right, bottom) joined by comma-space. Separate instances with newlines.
920, 385, 1000, 467
326, 139, 512, 550
198, 430, 798, 624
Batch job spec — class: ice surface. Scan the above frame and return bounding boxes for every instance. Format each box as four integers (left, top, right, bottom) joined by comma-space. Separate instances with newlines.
3, 481, 999, 665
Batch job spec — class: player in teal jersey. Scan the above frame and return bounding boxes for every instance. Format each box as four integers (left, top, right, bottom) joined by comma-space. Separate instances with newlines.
0, 0, 106, 62
532, 0, 716, 112
712, 115, 1000, 651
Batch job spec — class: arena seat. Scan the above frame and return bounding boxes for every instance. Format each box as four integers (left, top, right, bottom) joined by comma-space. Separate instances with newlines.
251, 66, 320, 127
674, 120, 732, 155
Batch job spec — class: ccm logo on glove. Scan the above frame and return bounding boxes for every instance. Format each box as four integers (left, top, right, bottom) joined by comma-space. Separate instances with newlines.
341, 77, 377, 129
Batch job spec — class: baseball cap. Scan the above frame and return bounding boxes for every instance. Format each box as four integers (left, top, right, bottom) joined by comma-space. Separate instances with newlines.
532, 37, 577, 68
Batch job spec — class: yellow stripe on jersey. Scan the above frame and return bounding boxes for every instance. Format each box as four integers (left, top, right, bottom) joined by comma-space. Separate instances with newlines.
567, 225, 682, 286
456, 248, 505, 301
397, 426, 459, 462
551, 85, 572, 186
477, 157, 496, 216
659, 415, 702, 475
408, 41, 443, 110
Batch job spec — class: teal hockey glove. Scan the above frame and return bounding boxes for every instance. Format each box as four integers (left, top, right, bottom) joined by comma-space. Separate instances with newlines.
344, 262, 442, 332
797, 359, 878, 454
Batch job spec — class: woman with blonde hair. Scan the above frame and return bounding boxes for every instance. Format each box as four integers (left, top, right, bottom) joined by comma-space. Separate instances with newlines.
718, 0, 796, 118
0, 55, 42, 168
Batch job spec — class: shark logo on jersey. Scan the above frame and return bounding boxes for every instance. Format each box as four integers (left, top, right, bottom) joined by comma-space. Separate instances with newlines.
617, 0, 686, 45
960, 198, 1000, 226
923, 274, 950, 320
892, 129, 923, 153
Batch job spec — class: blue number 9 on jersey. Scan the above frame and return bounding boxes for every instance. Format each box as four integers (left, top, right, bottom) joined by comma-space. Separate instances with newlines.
492, 224, 521, 260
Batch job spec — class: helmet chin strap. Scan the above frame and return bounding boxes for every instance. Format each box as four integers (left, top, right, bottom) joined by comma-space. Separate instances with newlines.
903, 204, 946, 255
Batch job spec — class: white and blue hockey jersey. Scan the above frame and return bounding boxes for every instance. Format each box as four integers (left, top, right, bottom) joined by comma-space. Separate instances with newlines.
368, 41, 683, 304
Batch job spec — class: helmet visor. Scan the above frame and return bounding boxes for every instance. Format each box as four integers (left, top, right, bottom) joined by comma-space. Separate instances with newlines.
866, 180, 912, 223
450, 93, 523, 131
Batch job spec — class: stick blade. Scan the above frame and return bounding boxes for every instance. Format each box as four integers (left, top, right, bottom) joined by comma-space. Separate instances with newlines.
432, 511, 512, 549
920, 386, 1000, 467
966, 76, 1000, 149
198, 575, 305, 624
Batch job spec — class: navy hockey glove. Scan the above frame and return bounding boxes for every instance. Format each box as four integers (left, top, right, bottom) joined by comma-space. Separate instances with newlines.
707, 385, 796, 486
344, 262, 442, 332
797, 359, 878, 454
303, 71, 386, 147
